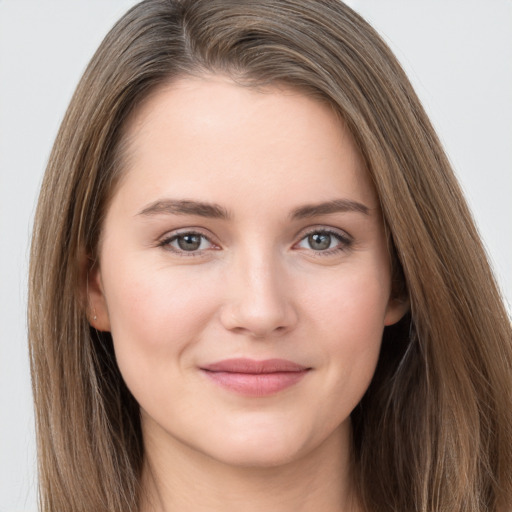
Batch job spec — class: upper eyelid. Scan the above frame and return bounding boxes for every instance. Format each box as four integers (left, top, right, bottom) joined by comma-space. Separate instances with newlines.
157, 224, 352, 250
294, 225, 353, 242
159, 227, 217, 243
292, 228, 354, 258
158, 230, 219, 255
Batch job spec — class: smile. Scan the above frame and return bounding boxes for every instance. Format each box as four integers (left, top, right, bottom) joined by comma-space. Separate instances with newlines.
200, 358, 311, 397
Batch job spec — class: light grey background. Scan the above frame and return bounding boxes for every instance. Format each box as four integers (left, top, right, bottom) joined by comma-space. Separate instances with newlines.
1, 1, 510, 510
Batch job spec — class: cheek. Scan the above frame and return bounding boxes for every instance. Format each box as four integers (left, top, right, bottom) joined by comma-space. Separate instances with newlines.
101, 256, 221, 375
305, 262, 391, 336
302, 265, 390, 393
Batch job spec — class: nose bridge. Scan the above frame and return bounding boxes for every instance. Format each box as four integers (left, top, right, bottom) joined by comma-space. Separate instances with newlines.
221, 241, 296, 337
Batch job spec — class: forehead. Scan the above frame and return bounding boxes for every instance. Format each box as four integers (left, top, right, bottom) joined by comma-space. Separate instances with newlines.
114, 74, 377, 213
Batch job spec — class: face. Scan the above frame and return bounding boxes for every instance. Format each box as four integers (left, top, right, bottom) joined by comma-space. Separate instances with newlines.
88, 75, 406, 468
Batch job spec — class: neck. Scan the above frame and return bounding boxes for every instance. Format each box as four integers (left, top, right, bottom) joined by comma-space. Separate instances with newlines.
139, 421, 360, 512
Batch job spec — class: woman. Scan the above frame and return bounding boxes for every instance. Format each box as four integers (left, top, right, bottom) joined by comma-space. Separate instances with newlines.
28, 0, 512, 511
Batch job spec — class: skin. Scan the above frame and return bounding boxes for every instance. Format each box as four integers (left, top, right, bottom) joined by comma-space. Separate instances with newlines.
88, 75, 407, 512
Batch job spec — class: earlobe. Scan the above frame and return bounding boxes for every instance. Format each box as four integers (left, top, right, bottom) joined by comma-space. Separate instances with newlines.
86, 261, 111, 332
384, 296, 410, 326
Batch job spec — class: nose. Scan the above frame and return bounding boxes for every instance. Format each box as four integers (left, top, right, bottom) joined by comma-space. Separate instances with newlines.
219, 250, 298, 339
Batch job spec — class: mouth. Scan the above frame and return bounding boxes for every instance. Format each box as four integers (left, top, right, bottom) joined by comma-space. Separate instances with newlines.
200, 358, 311, 397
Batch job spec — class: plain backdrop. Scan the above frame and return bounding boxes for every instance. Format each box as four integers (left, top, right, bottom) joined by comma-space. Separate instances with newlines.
1, 1, 510, 510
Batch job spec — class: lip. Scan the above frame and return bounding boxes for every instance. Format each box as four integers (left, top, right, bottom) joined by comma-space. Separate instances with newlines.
200, 358, 311, 397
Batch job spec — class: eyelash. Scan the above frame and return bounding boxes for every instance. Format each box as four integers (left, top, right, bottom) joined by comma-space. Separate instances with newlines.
294, 228, 353, 256
158, 227, 353, 257
158, 229, 219, 257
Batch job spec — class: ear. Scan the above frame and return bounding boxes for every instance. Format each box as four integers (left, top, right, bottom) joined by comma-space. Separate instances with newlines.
384, 296, 410, 326
85, 259, 111, 332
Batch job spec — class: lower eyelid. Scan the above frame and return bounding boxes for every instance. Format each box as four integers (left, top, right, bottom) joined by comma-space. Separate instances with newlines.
158, 231, 215, 251
174, 234, 211, 250
158, 228, 352, 254
299, 229, 351, 243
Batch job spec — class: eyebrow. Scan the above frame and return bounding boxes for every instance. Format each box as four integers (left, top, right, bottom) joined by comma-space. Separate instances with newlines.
290, 199, 371, 219
137, 199, 231, 219
137, 197, 371, 220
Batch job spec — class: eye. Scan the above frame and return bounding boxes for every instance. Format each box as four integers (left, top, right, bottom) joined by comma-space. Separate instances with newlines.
160, 231, 217, 254
295, 229, 352, 254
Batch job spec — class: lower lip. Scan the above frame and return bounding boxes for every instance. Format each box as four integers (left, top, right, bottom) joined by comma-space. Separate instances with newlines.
201, 370, 309, 396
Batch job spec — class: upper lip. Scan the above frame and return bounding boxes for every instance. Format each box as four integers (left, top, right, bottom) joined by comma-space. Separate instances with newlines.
201, 358, 310, 374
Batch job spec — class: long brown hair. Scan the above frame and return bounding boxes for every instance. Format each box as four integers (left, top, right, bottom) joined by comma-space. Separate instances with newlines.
28, 1, 512, 510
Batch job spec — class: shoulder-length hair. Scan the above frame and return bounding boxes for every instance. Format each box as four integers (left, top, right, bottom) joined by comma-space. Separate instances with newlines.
28, 1, 512, 510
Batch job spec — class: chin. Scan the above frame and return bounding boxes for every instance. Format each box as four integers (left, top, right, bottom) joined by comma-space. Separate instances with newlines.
195, 418, 328, 469
209, 439, 306, 469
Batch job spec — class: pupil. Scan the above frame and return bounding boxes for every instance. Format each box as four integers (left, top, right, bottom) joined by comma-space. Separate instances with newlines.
178, 234, 201, 251
309, 233, 331, 250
